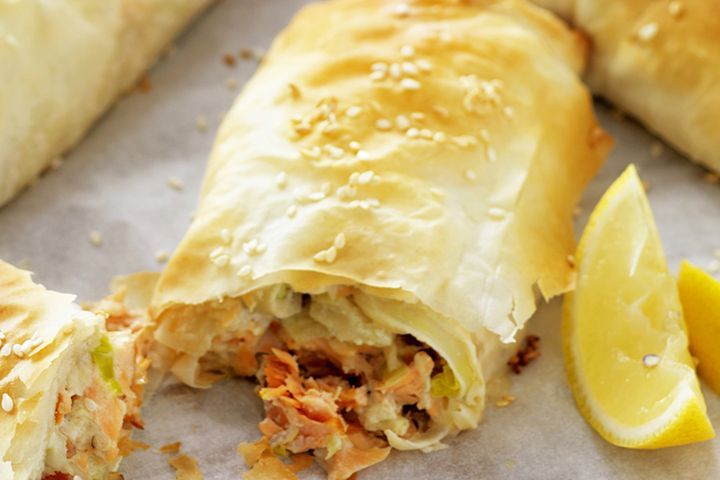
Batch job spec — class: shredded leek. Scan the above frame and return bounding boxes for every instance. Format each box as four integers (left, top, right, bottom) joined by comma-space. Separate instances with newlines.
430, 364, 460, 398
91, 336, 123, 396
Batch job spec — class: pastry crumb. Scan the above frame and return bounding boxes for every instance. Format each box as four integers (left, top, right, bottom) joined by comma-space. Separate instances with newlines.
195, 116, 208, 133
225, 78, 238, 91
155, 249, 169, 263
160, 441, 182, 454
495, 395, 516, 408
89, 230, 103, 247
167, 177, 185, 191
508, 335, 540, 374
168, 454, 203, 480
222, 53, 236, 67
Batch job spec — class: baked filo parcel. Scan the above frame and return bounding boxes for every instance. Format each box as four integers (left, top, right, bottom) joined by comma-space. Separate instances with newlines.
0, 261, 153, 480
151, 0, 610, 477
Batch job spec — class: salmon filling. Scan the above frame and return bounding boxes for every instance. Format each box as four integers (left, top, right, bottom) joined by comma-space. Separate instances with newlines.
199, 289, 459, 479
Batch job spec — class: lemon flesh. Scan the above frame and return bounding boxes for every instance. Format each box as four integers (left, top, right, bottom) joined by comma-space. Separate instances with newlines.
564, 164, 714, 449
678, 261, 720, 395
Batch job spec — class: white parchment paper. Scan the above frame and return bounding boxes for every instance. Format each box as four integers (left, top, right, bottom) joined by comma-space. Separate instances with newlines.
0, 1, 718, 478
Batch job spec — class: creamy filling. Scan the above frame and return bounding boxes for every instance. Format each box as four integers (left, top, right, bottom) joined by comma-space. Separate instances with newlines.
42, 334, 141, 480
201, 285, 472, 478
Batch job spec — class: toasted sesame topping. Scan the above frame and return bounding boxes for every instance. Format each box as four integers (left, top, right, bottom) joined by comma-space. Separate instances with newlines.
348, 141, 361, 152
369, 70, 386, 82
464, 169, 477, 181
2, 393, 13, 413
275, 171, 288, 189
668, 1, 684, 17
167, 177, 185, 191
416, 59, 433, 73
357, 171, 375, 185
89, 230, 102, 247
433, 131, 447, 142
395, 115, 410, 130
400, 78, 421, 91
642, 354, 661, 367
406, 127, 420, 139
420, 128, 433, 140
355, 149, 370, 161
195, 115, 208, 133
487, 147, 497, 162
12, 344, 24, 358
237, 265, 253, 277
286, 205, 298, 218
400, 45, 415, 58
488, 207, 506, 220
393, 3, 410, 17
371, 62, 388, 72
401, 61, 419, 76
389, 62, 402, 79
432, 105, 449, 118
410, 112, 426, 121
637, 23, 659, 42
155, 249, 169, 263
288, 83, 301, 100
1, 345, 10, 357
300, 146, 321, 159
375, 118, 393, 131
345, 106, 363, 118
334, 233, 347, 249
324, 144, 345, 158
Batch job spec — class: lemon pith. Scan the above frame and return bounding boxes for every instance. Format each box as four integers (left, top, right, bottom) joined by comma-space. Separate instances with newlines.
678, 261, 720, 395
564, 164, 714, 449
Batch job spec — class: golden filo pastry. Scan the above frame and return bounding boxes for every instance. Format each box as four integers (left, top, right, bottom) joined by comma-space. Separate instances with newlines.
0, 0, 212, 207
150, 0, 611, 477
0, 261, 153, 480
531, 0, 720, 172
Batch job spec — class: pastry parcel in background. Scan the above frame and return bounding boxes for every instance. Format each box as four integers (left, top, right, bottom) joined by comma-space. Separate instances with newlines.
0, 261, 153, 480
0, 0, 212, 207
531, 0, 720, 173
150, 0, 611, 477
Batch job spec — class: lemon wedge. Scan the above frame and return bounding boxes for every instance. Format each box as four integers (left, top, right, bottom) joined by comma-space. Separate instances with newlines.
678, 261, 720, 395
564, 164, 715, 448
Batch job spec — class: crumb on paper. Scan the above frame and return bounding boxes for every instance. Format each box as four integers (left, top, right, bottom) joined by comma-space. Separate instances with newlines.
117, 437, 150, 456
641, 180, 651, 192
238, 440, 269, 467
508, 335, 540, 374
244, 456, 298, 480
155, 249, 169, 263
195, 115, 208, 133
225, 78, 239, 91
167, 177, 185, 191
707, 259, 720, 274
160, 441, 182, 454
649, 141, 664, 158
135, 74, 152, 93
89, 230, 103, 247
222, 53, 236, 67
168, 454, 203, 480
239, 47, 265, 62
495, 395, 516, 408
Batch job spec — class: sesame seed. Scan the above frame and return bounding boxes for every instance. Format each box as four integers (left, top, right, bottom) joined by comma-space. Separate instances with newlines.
357, 171, 375, 185
406, 127, 420, 138
432, 105, 449, 118
503, 106, 515, 118
401, 61, 419, 76
393, 3, 410, 17
389, 63, 402, 79
345, 106, 363, 118
300, 146, 321, 159
334, 233, 346, 249
371, 62, 388, 72
410, 112, 426, 121
308, 191, 327, 202
400, 78, 421, 91
452, 135, 477, 148
256, 243, 267, 254
375, 118, 392, 131
155, 250, 169, 263
211, 254, 229, 267
1, 345, 10, 357
420, 128, 433, 139
356, 150, 371, 160
487, 147, 497, 162
12, 344, 24, 358
288, 83, 301, 99
336, 185, 357, 200
84, 398, 98, 412
219, 229, 231, 243
433, 131, 447, 142
167, 177, 185, 191
369, 70, 386, 82
237, 265, 253, 277
395, 115, 410, 130
325, 246, 338, 263
243, 238, 258, 254
275, 171, 288, 189
400, 45, 415, 58
195, 115, 208, 133
637, 23, 659, 42
322, 182, 332, 195
348, 141, 361, 151
642, 354, 661, 367
324, 144, 345, 158
293, 122, 312, 135
89, 230, 102, 247
488, 207, 506, 220
464, 169, 477, 181
668, 1, 684, 17
416, 59, 433, 73
286, 205, 298, 218
2, 393, 13, 413
313, 250, 328, 263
